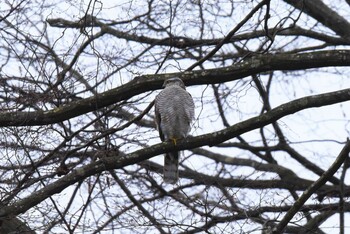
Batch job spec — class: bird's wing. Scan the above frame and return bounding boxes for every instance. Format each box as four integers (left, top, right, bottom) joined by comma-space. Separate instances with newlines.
154, 98, 165, 141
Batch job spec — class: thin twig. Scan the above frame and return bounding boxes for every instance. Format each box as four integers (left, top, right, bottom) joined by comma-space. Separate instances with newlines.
271, 140, 350, 233
186, 0, 270, 71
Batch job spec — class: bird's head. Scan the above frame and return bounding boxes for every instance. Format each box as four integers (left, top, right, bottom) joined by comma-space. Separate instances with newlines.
162, 77, 186, 89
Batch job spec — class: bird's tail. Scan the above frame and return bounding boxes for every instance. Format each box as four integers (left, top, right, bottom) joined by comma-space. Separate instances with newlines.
164, 151, 179, 184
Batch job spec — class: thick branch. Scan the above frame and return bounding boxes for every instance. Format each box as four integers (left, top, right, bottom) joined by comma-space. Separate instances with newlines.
0, 50, 350, 126
1, 87, 350, 219
1, 217, 36, 234
284, 0, 350, 38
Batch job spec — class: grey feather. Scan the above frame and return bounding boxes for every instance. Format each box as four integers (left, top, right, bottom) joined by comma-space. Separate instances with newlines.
154, 77, 195, 184
163, 152, 179, 184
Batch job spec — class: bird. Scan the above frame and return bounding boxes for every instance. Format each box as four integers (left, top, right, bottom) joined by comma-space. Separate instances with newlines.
154, 77, 195, 184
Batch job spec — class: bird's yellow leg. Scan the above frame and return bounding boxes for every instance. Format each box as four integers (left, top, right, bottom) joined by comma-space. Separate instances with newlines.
170, 138, 177, 145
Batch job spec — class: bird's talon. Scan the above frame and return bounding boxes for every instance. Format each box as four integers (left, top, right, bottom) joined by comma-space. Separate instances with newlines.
171, 138, 177, 145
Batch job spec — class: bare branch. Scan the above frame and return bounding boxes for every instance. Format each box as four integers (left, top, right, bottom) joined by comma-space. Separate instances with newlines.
271, 140, 350, 233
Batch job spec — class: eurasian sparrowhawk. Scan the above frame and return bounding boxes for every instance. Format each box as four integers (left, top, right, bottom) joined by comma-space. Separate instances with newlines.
155, 77, 195, 184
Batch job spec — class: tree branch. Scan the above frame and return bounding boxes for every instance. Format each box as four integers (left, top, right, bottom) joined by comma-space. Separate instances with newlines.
47, 16, 350, 47
186, 0, 270, 70
1, 87, 350, 219
271, 140, 350, 233
0, 50, 350, 126
283, 0, 350, 38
